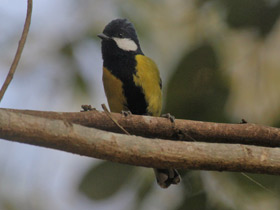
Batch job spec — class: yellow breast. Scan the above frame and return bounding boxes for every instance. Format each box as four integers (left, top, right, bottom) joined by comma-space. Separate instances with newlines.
102, 67, 127, 113
134, 55, 162, 116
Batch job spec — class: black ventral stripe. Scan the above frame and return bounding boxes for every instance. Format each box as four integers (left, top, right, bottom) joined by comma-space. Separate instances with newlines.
103, 53, 148, 115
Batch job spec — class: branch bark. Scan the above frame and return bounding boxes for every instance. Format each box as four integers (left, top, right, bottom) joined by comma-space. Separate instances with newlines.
0, 108, 280, 175
3, 108, 280, 147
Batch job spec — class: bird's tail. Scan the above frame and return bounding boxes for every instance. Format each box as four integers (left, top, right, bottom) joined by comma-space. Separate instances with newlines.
154, 168, 180, 188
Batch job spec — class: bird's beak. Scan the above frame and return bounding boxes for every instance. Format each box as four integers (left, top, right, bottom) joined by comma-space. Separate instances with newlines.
97, 33, 110, 40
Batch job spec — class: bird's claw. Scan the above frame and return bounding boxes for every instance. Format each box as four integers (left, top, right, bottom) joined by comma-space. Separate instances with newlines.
161, 113, 175, 123
121, 110, 132, 117
81, 105, 96, 112
240, 118, 248, 124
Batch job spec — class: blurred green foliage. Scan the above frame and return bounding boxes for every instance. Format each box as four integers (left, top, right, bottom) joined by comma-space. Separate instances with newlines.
175, 171, 209, 210
231, 173, 280, 194
60, 42, 90, 97
218, 0, 280, 37
79, 161, 135, 200
164, 43, 230, 122
199, 0, 280, 37
133, 173, 154, 208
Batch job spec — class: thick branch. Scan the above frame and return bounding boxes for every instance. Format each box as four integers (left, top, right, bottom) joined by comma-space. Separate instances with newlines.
0, 109, 280, 175
3, 108, 280, 147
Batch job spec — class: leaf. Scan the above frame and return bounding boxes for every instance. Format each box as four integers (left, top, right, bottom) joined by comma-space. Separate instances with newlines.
60, 42, 74, 57
175, 191, 208, 210
133, 172, 155, 210
176, 171, 235, 210
73, 71, 88, 95
176, 191, 234, 210
60, 42, 90, 96
164, 43, 230, 122
180, 171, 203, 195
79, 161, 135, 200
217, 0, 280, 37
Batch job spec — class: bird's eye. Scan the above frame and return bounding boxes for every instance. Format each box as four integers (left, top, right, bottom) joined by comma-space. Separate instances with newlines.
118, 33, 124, 38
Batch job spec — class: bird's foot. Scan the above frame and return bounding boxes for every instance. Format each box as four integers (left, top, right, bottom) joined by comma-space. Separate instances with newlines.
81, 105, 96, 112
121, 110, 132, 117
161, 113, 175, 123
240, 118, 248, 124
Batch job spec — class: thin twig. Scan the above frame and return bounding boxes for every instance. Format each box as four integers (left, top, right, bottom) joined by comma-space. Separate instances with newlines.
101, 104, 130, 135
240, 172, 276, 195
0, 0, 33, 102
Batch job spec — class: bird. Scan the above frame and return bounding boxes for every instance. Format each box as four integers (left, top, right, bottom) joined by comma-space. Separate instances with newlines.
98, 18, 180, 188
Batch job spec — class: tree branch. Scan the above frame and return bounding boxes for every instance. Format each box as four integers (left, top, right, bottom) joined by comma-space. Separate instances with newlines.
0, 0, 33, 102
0, 108, 280, 175
2, 108, 280, 147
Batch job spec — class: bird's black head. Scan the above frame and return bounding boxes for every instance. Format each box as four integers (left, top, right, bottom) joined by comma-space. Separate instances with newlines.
98, 19, 143, 59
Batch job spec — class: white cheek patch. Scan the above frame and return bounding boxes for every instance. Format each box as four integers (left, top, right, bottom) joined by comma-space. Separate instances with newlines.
113, 37, 138, 51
